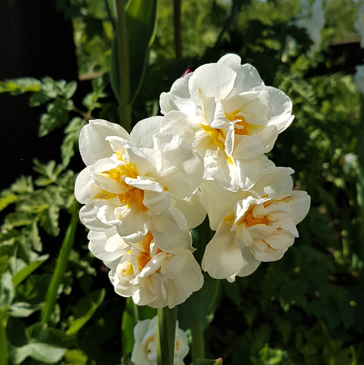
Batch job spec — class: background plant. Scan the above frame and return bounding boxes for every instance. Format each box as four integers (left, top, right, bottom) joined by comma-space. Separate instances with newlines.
1, 0, 364, 364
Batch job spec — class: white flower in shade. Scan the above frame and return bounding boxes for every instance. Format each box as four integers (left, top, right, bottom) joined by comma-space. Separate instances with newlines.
355, 5, 364, 48
102, 230, 203, 308
200, 160, 310, 281
355, 64, 364, 94
294, 0, 325, 51
75, 118, 204, 251
131, 316, 189, 365
160, 54, 294, 192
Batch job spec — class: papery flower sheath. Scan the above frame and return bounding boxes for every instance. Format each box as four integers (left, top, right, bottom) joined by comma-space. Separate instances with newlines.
75, 118, 204, 250
94, 229, 203, 308
131, 316, 189, 365
160, 54, 294, 191
200, 160, 310, 281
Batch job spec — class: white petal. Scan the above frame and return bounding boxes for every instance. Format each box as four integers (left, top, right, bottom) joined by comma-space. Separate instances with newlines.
161, 111, 199, 144
235, 154, 264, 191
75, 167, 92, 204
143, 190, 171, 213
235, 247, 261, 277
199, 180, 242, 230
234, 135, 265, 160
116, 203, 149, 243
153, 133, 203, 199
265, 86, 294, 133
189, 63, 236, 106
79, 203, 111, 231
150, 213, 189, 252
202, 219, 244, 279
257, 125, 279, 153
125, 176, 163, 192
88, 228, 128, 261
288, 191, 311, 224
130, 116, 163, 148
161, 255, 187, 279
79, 119, 130, 166
173, 193, 207, 230
218, 55, 264, 94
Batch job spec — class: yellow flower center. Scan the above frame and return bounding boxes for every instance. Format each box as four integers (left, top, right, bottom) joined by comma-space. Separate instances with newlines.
137, 231, 162, 273
94, 163, 148, 212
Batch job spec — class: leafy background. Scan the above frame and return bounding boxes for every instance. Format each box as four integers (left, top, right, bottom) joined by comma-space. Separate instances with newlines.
1, 0, 364, 364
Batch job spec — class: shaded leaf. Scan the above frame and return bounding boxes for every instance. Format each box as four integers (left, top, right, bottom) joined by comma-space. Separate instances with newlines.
67, 289, 105, 335
12, 255, 48, 287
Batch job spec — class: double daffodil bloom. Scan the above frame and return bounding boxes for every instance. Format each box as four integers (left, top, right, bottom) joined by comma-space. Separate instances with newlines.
160, 54, 294, 191
132, 316, 189, 365
75, 118, 204, 250
200, 160, 310, 281
103, 230, 203, 308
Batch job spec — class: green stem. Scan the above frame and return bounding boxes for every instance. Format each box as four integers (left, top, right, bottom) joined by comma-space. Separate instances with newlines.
0, 309, 8, 365
173, 0, 182, 60
113, 0, 132, 132
191, 323, 205, 363
40, 200, 79, 324
157, 306, 177, 365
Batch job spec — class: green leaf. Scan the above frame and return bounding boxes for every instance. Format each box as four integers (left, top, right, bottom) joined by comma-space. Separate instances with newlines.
12, 256, 48, 288
9, 323, 69, 364
61, 349, 88, 365
33, 159, 63, 186
8, 302, 42, 318
110, 0, 158, 104
0, 78, 40, 95
0, 272, 15, 308
67, 289, 105, 335
29, 90, 51, 107
39, 98, 73, 137
63, 81, 78, 99
121, 353, 133, 365
0, 194, 17, 212
61, 117, 85, 169
122, 297, 138, 355
0, 256, 9, 275
40, 204, 60, 237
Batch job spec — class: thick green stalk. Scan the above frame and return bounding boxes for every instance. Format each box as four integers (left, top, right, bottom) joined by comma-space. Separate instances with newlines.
157, 306, 177, 365
191, 323, 205, 363
0, 309, 8, 365
113, 0, 132, 132
40, 200, 79, 324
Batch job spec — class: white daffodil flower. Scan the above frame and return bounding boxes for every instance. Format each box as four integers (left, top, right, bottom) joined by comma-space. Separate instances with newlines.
75, 118, 204, 251
200, 161, 310, 281
294, 0, 325, 51
355, 64, 364, 94
160, 54, 294, 191
355, 5, 364, 48
105, 230, 203, 308
131, 316, 189, 365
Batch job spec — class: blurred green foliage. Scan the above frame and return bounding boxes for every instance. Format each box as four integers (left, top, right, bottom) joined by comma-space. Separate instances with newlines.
1, 0, 364, 364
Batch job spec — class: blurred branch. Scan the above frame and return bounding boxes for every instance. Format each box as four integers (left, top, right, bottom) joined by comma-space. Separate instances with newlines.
173, 0, 183, 60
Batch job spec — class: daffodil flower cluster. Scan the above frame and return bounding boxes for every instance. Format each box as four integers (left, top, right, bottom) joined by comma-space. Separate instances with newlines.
75, 54, 310, 308
131, 316, 189, 365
